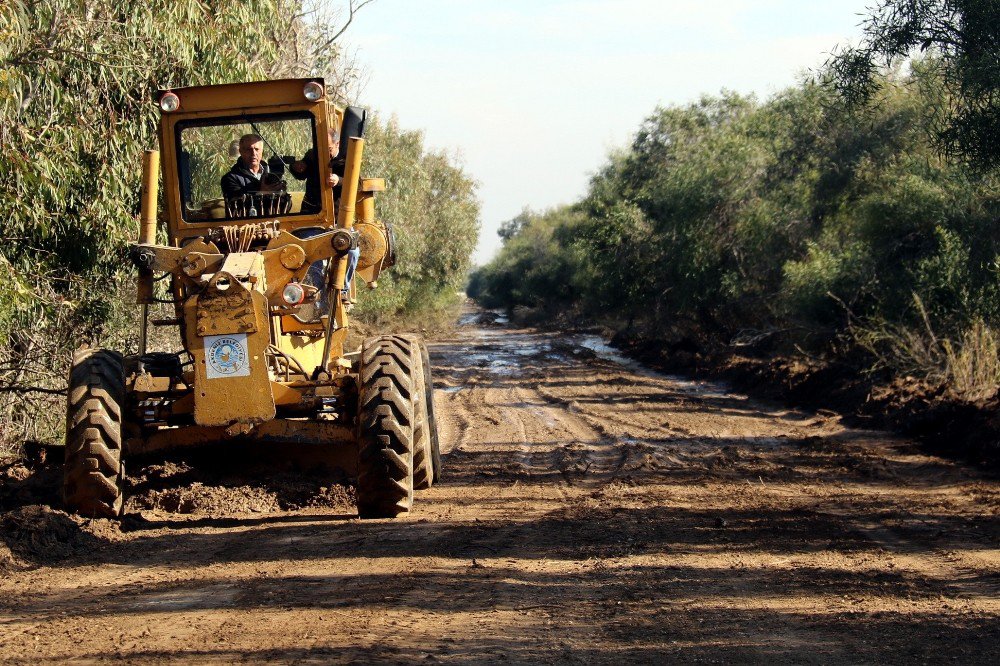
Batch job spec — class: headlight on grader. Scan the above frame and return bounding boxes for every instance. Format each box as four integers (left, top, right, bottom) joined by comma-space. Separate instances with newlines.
303, 81, 325, 101
282, 282, 306, 306
159, 91, 181, 112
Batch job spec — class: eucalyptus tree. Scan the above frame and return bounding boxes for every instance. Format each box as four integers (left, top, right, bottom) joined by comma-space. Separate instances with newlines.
828, 0, 1000, 169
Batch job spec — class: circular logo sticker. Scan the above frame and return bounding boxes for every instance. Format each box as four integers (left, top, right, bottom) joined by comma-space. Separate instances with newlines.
206, 335, 249, 378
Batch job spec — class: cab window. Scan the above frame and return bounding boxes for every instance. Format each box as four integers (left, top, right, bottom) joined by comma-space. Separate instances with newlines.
176, 112, 319, 222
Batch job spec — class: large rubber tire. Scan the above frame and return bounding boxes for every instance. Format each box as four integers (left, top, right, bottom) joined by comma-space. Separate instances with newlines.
63, 349, 126, 518
419, 341, 442, 484
404, 336, 433, 490
356, 335, 416, 518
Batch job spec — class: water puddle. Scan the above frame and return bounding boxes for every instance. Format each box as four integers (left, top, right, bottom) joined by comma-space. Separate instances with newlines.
573, 335, 731, 398
456, 308, 731, 395
458, 308, 508, 327
459, 321, 560, 376
128, 584, 237, 611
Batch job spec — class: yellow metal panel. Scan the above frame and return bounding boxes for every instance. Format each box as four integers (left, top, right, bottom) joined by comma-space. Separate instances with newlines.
327, 326, 349, 368
355, 222, 387, 271
185, 288, 275, 427
275, 329, 327, 373
159, 79, 325, 114
361, 178, 386, 192
130, 419, 358, 461
194, 269, 262, 337
271, 382, 306, 406
139, 150, 160, 244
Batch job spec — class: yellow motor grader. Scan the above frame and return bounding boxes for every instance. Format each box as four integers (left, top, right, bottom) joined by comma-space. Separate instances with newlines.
63, 78, 440, 519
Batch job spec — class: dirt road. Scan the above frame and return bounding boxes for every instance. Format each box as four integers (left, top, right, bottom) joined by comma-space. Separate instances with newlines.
1, 306, 998, 664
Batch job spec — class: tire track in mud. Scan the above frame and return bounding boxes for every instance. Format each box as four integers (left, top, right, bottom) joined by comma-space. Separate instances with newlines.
432, 325, 627, 490
426, 307, 1000, 661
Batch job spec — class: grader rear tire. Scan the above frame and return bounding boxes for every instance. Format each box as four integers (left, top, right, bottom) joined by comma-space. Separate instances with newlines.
356, 335, 417, 519
63, 349, 126, 518
406, 336, 434, 490
418, 341, 442, 484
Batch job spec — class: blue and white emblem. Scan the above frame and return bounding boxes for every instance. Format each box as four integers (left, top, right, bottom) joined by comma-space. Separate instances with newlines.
205, 333, 250, 379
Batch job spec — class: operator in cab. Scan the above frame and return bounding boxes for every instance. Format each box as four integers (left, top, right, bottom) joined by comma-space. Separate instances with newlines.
220, 133, 269, 199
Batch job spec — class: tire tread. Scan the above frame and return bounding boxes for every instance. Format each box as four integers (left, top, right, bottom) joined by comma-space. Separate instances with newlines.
63, 349, 125, 518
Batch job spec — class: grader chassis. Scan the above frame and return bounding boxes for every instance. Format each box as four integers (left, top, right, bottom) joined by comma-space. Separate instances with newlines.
63, 79, 440, 519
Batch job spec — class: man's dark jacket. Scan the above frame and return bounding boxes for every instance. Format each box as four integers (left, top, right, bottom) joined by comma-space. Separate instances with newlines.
220, 159, 268, 200
290, 149, 346, 214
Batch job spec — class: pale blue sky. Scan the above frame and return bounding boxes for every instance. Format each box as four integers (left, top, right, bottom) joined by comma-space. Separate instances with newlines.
347, 1, 873, 264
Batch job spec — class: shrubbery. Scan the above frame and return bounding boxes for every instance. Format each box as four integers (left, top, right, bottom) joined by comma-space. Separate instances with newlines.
471, 61, 1000, 397
358, 118, 479, 321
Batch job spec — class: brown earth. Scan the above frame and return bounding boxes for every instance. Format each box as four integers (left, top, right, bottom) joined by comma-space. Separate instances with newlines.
607, 329, 1000, 467
0, 304, 998, 664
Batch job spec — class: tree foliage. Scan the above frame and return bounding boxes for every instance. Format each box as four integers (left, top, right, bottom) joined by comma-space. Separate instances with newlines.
472, 60, 1000, 392
358, 117, 480, 318
827, 0, 1000, 169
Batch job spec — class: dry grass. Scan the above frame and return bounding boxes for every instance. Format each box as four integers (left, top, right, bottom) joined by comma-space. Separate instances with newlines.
0, 277, 154, 460
940, 320, 1000, 400
349, 298, 464, 347
855, 295, 1000, 401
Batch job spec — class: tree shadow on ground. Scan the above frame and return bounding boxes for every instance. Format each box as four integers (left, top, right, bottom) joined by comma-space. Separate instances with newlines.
4, 554, 998, 664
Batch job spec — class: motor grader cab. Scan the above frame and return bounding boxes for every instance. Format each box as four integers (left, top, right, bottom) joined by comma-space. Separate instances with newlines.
63, 78, 440, 519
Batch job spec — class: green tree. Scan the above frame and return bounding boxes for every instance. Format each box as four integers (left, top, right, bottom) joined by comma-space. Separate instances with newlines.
473, 62, 1000, 394
356, 117, 480, 319
827, 0, 1000, 169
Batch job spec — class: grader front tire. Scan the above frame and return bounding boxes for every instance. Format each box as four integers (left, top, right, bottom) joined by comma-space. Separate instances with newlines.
356, 336, 417, 519
403, 336, 434, 491
63, 349, 126, 518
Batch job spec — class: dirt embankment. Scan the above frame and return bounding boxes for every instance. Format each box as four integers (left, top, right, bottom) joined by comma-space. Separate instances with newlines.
606, 329, 1000, 467
0, 305, 998, 663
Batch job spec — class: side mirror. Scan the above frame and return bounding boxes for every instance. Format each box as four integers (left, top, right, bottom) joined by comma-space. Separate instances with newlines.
335, 106, 367, 161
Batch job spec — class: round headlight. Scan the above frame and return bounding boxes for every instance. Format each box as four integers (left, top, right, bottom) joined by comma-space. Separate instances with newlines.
282, 283, 306, 306
159, 92, 181, 112
303, 82, 325, 102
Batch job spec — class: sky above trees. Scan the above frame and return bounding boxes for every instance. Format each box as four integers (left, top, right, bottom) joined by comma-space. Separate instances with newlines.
348, 0, 873, 264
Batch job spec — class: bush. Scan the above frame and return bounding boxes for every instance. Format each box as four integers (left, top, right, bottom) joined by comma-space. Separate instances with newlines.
473, 58, 1000, 395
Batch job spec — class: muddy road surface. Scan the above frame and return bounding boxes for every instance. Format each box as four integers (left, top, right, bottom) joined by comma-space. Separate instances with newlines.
1, 306, 998, 664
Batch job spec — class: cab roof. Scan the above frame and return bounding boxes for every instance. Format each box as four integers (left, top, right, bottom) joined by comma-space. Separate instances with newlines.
156, 78, 326, 114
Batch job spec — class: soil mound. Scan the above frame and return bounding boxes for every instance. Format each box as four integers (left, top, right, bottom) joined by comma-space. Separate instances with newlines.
0, 505, 106, 571
0, 456, 62, 511
610, 330, 1000, 467
126, 459, 356, 515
